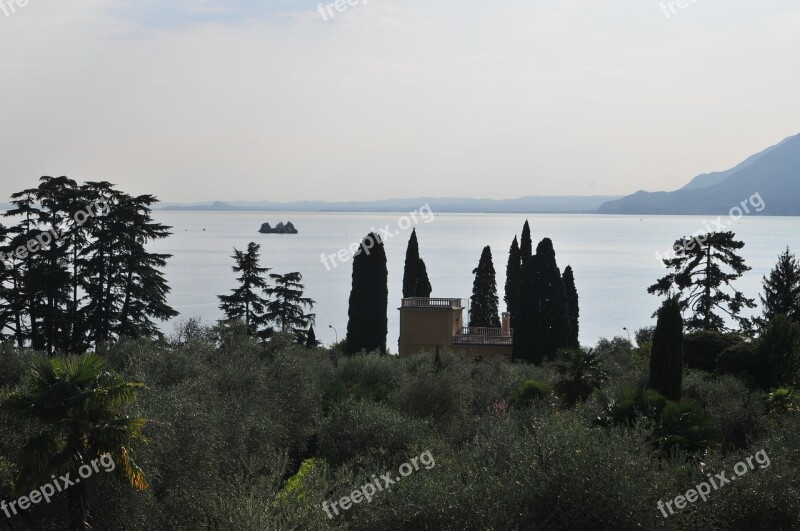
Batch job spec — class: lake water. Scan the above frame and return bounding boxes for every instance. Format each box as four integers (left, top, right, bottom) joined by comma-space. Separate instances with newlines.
150, 211, 800, 349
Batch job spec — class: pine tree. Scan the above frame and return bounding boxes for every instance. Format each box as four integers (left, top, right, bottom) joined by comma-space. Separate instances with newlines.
648, 296, 684, 401
1, 179, 176, 352
563, 265, 580, 349
265, 272, 316, 342
520, 220, 532, 264
111, 194, 178, 341
218, 242, 271, 338
469, 246, 501, 328
346, 233, 388, 355
759, 247, 800, 324
504, 236, 522, 327
649, 231, 755, 331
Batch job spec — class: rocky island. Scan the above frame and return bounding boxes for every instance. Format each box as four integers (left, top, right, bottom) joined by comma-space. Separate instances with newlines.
259, 221, 298, 234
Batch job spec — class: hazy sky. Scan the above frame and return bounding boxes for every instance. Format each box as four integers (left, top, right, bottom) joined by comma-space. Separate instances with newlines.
1, 0, 798, 203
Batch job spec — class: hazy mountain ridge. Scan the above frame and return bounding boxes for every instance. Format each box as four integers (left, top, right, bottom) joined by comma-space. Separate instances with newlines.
159, 196, 621, 214
597, 133, 800, 215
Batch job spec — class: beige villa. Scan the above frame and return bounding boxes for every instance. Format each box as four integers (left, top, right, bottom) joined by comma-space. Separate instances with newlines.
398, 297, 513, 361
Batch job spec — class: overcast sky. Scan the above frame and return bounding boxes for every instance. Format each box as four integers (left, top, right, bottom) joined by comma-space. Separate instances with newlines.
0, 0, 798, 203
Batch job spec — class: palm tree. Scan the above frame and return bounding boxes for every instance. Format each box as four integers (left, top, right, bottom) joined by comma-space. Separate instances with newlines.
5, 354, 149, 530
554, 348, 609, 406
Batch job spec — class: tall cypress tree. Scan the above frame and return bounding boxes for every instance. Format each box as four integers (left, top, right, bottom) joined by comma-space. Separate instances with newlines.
402, 229, 421, 298
504, 236, 521, 325
563, 265, 579, 349
648, 296, 684, 401
415, 258, 432, 297
535, 238, 570, 361
305, 325, 318, 348
520, 220, 532, 264
469, 246, 500, 328
759, 247, 800, 324
512, 254, 542, 364
346, 233, 388, 355
402, 229, 433, 298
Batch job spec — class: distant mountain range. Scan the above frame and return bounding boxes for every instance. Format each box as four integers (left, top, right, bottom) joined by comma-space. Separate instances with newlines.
597, 133, 800, 215
159, 196, 620, 214
5, 134, 794, 217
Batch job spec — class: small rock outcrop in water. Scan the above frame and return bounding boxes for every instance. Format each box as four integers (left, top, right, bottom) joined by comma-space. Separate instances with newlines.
259, 222, 298, 234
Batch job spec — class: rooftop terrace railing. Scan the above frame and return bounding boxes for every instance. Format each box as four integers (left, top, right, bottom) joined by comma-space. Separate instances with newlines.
401, 297, 462, 309
459, 327, 513, 337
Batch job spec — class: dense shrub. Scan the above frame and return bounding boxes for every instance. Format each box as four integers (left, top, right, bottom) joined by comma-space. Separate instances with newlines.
717, 340, 760, 382
683, 330, 743, 372
683, 371, 767, 451
757, 315, 800, 388
512, 379, 553, 408
324, 353, 402, 406
318, 399, 428, 467
1, 333, 797, 529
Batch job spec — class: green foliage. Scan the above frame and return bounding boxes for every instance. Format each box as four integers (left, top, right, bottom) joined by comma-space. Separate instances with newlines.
513, 239, 570, 364
767, 387, 800, 414
511, 380, 553, 408
324, 353, 401, 406
596, 386, 722, 457
757, 314, 800, 388
5, 354, 149, 528
654, 399, 723, 455
504, 236, 521, 328
648, 295, 684, 400
759, 247, 800, 325
683, 329, 743, 371
554, 348, 608, 406
277, 458, 326, 501
562, 265, 580, 349
635, 326, 656, 346
717, 340, 760, 380
469, 245, 500, 328
218, 242, 271, 336
682, 371, 767, 451
2, 333, 797, 529
402, 229, 432, 298
649, 231, 756, 331
596, 387, 667, 427
519, 219, 532, 263
0, 179, 176, 355
346, 233, 388, 355
0, 344, 32, 388
265, 271, 316, 342
318, 400, 428, 467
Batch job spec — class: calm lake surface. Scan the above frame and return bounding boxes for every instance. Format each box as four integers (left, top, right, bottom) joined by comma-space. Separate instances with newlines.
150, 211, 800, 349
